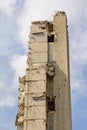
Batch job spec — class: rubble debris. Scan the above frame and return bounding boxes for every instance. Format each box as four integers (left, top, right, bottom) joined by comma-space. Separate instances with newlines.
46, 62, 55, 77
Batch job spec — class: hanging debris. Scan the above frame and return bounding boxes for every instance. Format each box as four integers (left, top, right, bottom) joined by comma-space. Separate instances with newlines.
46, 62, 55, 77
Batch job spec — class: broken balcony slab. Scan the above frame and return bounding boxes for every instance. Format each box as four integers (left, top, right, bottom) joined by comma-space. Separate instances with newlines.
16, 113, 24, 125
27, 93, 46, 106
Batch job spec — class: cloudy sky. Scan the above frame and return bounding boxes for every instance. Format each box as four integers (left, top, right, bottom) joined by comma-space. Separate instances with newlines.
0, 0, 87, 130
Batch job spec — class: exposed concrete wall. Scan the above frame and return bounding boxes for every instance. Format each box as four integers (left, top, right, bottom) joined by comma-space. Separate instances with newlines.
23, 21, 48, 130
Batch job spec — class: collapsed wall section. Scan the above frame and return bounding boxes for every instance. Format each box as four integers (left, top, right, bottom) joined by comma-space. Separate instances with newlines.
15, 76, 26, 130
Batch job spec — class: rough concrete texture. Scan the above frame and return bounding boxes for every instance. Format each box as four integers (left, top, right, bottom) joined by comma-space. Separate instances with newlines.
16, 11, 72, 130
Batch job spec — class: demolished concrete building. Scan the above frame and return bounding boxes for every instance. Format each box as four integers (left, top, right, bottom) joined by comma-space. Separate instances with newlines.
15, 11, 72, 130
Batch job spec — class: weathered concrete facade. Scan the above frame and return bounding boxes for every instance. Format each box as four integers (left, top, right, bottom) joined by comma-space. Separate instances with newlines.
15, 11, 72, 130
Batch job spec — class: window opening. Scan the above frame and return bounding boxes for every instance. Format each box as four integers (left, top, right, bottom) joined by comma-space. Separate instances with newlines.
47, 97, 55, 111
48, 35, 54, 42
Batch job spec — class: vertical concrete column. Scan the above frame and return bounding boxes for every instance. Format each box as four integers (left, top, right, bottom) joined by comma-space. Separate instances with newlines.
53, 12, 72, 130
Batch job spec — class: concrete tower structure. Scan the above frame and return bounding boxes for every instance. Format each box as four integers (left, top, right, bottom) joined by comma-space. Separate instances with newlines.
15, 11, 72, 130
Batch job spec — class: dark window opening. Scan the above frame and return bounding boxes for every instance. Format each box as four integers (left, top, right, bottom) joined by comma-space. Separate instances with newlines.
48, 35, 54, 43
47, 97, 55, 111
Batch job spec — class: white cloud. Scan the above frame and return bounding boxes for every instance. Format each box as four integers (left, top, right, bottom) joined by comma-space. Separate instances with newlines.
10, 54, 27, 78
0, 81, 17, 107
0, 0, 17, 16
10, 54, 27, 104
0, 54, 27, 107
70, 28, 87, 101
71, 30, 87, 65
0, 95, 15, 107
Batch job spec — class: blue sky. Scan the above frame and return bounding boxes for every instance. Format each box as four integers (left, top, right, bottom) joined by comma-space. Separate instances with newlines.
0, 0, 87, 130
